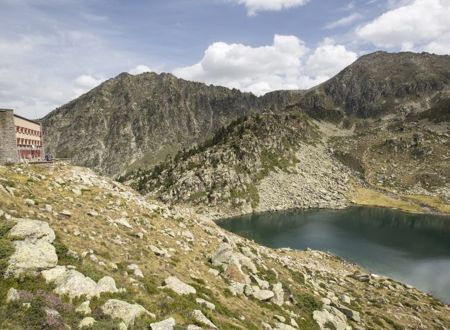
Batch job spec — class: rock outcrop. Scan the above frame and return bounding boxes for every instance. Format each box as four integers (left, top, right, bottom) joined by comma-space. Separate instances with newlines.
5, 219, 58, 278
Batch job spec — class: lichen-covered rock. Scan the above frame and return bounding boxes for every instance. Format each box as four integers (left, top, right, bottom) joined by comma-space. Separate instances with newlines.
8, 219, 55, 243
42, 266, 118, 299
79, 317, 96, 329
5, 219, 58, 278
101, 299, 154, 327
6, 240, 58, 278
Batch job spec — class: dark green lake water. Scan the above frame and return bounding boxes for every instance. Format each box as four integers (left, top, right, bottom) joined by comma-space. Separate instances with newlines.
217, 207, 450, 303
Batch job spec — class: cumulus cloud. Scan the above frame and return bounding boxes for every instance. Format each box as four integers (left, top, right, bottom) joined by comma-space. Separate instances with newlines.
229, 0, 309, 15
129, 65, 152, 75
173, 35, 357, 95
357, 0, 450, 54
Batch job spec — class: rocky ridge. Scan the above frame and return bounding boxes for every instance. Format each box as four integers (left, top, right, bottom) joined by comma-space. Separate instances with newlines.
126, 112, 355, 216
42, 72, 269, 177
41, 52, 450, 182
1, 163, 449, 329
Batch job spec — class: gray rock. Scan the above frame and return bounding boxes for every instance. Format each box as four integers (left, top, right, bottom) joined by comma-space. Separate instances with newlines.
6, 240, 58, 278
274, 323, 297, 330
228, 282, 245, 296
253, 289, 275, 301
127, 264, 144, 278
191, 310, 217, 329
96, 276, 119, 294
162, 276, 196, 295
8, 218, 55, 243
313, 306, 347, 330
150, 317, 176, 330
271, 282, 284, 306
187, 325, 203, 330
42, 266, 118, 299
196, 298, 215, 310
210, 243, 234, 267
102, 299, 154, 327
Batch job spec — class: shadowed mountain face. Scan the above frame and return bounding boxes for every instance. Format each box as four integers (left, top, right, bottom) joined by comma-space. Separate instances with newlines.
42, 52, 450, 176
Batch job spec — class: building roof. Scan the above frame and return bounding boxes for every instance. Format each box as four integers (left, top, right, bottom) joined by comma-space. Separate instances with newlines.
1, 109, 41, 125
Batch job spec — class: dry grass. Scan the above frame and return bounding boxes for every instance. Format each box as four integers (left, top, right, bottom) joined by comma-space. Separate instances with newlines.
405, 195, 450, 214
348, 187, 424, 213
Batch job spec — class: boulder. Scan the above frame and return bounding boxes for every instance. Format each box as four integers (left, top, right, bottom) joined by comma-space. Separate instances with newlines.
253, 289, 275, 301
150, 317, 176, 330
191, 310, 217, 329
187, 325, 202, 330
101, 299, 154, 327
196, 298, 215, 310
271, 282, 284, 306
76, 301, 92, 315
162, 276, 196, 295
79, 317, 96, 328
8, 219, 55, 243
313, 306, 347, 330
127, 264, 144, 278
210, 243, 234, 266
6, 240, 58, 278
42, 266, 119, 299
96, 276, 119, 295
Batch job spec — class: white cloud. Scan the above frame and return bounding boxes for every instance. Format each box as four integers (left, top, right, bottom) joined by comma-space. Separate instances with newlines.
325, 13, 362, 29
173, 35, 357, 95
73, 74, 105, 96
0, 1, 149, 119
129, 65, 152, 75
305, 38, 358, 77
229, 0, 309, 15
357, 0, 450, 54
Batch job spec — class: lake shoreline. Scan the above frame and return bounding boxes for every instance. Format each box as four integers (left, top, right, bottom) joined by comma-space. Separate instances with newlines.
216, 206, 450, 304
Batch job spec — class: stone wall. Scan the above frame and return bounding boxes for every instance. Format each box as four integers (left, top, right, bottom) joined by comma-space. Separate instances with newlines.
0, 109, 18, 164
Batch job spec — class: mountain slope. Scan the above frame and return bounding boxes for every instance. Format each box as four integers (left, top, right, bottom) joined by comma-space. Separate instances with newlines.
1, 163, 449, 329
126, 112, 355, 216
42, 72, 266, 176
299, 51, 450, 118
42, 52, 450, 178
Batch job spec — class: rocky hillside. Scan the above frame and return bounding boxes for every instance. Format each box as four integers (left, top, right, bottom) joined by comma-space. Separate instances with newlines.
125, 112, 355, 217
1, 163, 449, 329
42, 73, 268, 176
299, 51, 450, 118
42, 52, 450, 179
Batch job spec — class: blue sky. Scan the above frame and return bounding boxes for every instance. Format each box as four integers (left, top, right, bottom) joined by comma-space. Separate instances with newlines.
1, 0, 450, 118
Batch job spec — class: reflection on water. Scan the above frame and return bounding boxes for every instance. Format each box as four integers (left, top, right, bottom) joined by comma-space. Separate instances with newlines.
217, 207, 450, 303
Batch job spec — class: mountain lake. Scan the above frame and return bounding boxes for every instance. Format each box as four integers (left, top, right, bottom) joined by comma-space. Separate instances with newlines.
217, 207, 450, 303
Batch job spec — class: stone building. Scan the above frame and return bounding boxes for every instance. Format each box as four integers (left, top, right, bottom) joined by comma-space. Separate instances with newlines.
0, 109, 44, 164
